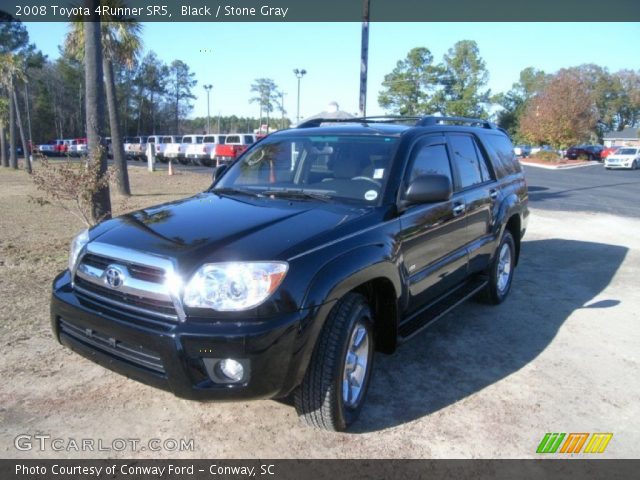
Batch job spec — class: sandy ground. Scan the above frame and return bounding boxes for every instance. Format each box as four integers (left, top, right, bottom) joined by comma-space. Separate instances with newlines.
1, 164, 638, 458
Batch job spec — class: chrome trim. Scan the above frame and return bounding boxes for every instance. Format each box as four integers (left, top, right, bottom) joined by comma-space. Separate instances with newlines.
76, 242, 186, 322
74, 285, 179, 322
76, 263, 173, 302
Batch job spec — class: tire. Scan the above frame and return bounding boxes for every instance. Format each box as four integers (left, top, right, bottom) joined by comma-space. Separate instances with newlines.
478, 230, 516, 305
294, 293, 375, 431
632, 160, 638, 170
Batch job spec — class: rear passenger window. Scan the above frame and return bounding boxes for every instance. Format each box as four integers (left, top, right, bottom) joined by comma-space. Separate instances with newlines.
448, 134, 485, 188
480, 133, 521, 177
408, 143, 452, 183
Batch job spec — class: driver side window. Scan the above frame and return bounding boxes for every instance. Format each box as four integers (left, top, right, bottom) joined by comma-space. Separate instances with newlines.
408, 142, 452, 183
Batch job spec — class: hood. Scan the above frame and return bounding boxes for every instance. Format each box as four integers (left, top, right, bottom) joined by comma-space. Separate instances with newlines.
89, 193, 374, 275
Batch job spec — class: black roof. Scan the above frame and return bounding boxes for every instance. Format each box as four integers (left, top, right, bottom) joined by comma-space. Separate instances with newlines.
271, 115, 507, 138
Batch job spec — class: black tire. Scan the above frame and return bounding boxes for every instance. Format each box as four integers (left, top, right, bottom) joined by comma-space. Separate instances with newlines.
478, 230, 516, 305
632, 160, 638, 170
294, 293, 375, 431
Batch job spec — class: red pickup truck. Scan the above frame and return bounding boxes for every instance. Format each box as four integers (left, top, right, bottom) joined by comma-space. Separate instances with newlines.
211, 133, 256, 166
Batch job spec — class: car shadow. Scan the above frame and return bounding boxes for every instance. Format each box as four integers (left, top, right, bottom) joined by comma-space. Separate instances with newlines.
351, 238, 628, 433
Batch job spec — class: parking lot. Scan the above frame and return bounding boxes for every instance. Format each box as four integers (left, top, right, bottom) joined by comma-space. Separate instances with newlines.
1, 162, 639, 458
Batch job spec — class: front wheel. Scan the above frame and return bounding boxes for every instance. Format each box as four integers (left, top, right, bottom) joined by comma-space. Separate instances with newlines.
632, 160, 638, 170
294, 293, 374, 431
478, 230, 516, 305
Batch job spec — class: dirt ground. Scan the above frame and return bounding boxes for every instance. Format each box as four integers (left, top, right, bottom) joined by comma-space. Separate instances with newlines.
1, 164, 639, 458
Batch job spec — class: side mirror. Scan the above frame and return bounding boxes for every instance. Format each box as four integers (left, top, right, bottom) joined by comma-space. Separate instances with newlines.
404, 174, 452, 205
212, 164, 227, 183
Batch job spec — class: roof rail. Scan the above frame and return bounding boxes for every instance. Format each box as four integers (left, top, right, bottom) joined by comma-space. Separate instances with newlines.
416, 116, 497, 129
296, 116, 422, 129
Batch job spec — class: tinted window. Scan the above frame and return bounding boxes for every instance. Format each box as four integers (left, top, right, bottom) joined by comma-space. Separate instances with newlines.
449, 135, 483, 188
408, 143, 452, 183
226, 135, 241, 143
244, 135, 255, 144
480, 133, 520, 177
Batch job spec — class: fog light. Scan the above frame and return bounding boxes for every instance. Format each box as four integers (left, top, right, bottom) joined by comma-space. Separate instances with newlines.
218, 359, 244, 382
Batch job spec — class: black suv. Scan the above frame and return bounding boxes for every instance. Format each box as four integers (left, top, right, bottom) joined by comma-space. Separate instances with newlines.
51, 116, 528, 431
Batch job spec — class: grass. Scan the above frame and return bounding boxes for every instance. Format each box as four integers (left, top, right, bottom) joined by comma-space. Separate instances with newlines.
0, 163, 210, 340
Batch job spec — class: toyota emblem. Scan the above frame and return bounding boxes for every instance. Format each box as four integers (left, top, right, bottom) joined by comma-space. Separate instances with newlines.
104, 266, 124, 289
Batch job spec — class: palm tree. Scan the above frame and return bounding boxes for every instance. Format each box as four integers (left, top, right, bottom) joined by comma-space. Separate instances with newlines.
0, 53, 29, 172
65, 0, 142, 196
0, 96, 8, 167
83, 1, 111, 223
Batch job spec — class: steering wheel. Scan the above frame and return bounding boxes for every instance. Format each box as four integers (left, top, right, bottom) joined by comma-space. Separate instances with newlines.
351, 176, 381, 187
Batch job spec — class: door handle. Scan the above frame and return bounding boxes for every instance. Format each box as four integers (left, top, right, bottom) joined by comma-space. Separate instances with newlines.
452, 203, 466, 216
489, 189, 499, 200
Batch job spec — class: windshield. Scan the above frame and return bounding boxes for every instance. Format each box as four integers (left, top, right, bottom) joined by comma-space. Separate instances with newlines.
617, 148, 638, 155
215, 134, 399, 205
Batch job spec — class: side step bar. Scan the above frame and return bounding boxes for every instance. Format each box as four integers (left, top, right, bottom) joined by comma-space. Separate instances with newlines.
398, 278, 488, 341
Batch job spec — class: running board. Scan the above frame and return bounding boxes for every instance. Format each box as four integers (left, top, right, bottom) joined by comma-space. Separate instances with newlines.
398, 278, 488, 341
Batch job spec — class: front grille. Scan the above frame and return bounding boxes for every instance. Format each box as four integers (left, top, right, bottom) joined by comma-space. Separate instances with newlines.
59, 318, 165, 374
73, 247, 181, 323
75, 277, 176, 316
82, 253, 165, 284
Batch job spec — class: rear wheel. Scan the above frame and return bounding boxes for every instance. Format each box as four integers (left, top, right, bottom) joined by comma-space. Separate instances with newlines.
294, 293, 374, 431
478, 230, 516, 305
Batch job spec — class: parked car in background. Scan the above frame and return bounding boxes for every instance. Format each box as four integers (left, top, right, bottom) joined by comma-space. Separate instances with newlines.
122, 137, 136, 159
130, 136, 148, 160
156, 135, 179, 162
513, 145, 531, 158
212, 133, 256, 166
68, 138, 87, 156
183, 135, 206, 165
145, 135, 161, 160
604, 147, 640, 170
601, 146, 619, 160
36, 140, 58, 156
530, 145, 553, 156
184, 134, 226, 166
565, 145, 603, 161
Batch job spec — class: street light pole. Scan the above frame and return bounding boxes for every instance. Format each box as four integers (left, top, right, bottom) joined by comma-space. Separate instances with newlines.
203, 84, 213, 134
293, 68, 306, 124
279, 91, 286, 130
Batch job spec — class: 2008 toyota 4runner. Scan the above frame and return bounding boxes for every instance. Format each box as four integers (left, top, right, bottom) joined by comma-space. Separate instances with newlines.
51, 116, 528, 431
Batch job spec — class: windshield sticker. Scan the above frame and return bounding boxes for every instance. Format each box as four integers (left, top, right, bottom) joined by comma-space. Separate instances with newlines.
373, 168, 384, 179
364, 190, 378, 201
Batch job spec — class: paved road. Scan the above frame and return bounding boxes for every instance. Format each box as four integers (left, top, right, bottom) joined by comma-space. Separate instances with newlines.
524, 163, 640, 218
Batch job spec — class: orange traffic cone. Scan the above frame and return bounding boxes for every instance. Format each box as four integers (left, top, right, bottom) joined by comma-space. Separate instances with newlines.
168, 159, 174, 176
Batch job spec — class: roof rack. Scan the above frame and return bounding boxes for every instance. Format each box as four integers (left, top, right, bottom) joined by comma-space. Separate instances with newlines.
415, 116, 497, 129
296, 116, 422, 129
295, 115, 500, 131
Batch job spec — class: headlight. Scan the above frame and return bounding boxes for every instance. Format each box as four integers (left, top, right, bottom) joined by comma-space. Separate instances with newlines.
68, 229, 89, 273
183, 262, 288, 311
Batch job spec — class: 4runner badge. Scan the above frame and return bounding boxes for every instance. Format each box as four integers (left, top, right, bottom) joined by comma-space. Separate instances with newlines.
104, 266, 124, 289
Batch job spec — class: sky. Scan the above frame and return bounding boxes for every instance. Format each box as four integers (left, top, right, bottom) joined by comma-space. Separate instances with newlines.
25, 21, 640, 122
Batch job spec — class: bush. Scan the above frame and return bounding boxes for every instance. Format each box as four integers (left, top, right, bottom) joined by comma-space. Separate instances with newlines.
531, 150, 561, 162
31, 156, 114, 226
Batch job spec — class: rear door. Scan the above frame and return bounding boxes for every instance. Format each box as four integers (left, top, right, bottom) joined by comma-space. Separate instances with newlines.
446, 132, 499, 274
399, 134, 469, 313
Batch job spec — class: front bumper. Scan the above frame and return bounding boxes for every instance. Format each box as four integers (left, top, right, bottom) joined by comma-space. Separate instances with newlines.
51, 270, 309, 401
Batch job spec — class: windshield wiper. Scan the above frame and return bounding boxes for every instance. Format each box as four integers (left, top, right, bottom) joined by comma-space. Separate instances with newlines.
261, 189, 332, 202
211, 187, 262, 198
